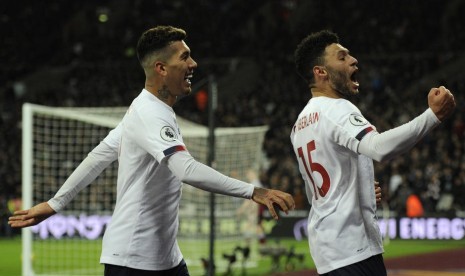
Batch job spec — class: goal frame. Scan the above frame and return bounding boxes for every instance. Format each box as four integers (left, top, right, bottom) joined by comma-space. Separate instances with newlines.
21, 103, 126, 276
21, 102, 268, 276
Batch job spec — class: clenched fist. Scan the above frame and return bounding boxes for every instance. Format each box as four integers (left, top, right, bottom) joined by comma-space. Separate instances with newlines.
428, 86, 456, 121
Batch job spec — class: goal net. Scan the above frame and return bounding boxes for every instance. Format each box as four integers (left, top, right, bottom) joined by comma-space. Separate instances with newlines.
22, 103, 268, 276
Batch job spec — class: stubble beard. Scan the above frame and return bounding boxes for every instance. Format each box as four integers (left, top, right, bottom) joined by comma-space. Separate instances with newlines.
327, 68, 358, 98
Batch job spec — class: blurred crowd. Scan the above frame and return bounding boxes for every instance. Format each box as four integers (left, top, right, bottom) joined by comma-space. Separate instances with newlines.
1, 0, 465, 236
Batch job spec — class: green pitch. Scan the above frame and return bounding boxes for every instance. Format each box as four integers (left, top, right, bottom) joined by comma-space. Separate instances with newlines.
0, 237, 22, 276
1, 237, 464, 276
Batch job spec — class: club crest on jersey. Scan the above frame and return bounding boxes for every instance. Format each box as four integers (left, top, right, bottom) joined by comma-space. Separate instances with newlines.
161, 126, 178, 141
349, 113, 368, 126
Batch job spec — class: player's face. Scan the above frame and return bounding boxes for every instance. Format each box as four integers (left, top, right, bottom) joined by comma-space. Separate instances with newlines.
164, 41, 197, 97
323, 43, 359, 98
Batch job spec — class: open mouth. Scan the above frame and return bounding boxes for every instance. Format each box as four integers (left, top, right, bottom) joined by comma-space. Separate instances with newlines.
350, 70, 359, 88
184, 73, 193, 85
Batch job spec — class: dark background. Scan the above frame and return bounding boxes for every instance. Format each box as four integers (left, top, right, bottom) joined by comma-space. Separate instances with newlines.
1, 0, 465, 236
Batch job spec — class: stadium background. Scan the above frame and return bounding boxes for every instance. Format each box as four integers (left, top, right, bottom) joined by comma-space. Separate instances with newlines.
1, 0, 465, 275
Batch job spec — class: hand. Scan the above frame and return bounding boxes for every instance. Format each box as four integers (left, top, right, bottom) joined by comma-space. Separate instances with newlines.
428, 86, 456, 121
375, 181, 382, 206
251, 187, 295, 220
8, 202, 56, 228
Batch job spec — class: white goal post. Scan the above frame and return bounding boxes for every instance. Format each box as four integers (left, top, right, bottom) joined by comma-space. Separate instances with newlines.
22, 103, 268, 276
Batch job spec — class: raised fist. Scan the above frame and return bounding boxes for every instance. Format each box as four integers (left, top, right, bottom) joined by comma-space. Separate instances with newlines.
428, 86, 456, 121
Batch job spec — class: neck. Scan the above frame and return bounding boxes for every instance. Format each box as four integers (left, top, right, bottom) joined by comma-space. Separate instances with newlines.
145, 80, 177, 107
310, 87, 341, 99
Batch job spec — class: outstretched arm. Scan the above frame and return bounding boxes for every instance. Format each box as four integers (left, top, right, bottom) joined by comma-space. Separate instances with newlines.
250, 187, 295, 220
9, 125, 121, 228
166, 151, 295, 219
358, 86, 455, 162
9, 142, 117, 228
8, 202, 55, 228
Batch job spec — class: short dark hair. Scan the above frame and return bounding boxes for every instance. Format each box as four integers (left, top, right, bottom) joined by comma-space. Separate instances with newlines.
294, 30, 339, 84
136, 26, 187, 67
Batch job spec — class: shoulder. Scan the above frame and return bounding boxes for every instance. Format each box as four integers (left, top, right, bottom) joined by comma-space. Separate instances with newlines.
328, 98, 360, 115
132, 91, 163, 112
129, 92, 175, 123
321, 98, 364, 125
122, 98, 178, 142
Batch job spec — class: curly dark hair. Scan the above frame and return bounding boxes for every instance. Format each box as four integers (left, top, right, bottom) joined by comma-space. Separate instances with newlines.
136, 26, 187, 66
294, 30, 339, 85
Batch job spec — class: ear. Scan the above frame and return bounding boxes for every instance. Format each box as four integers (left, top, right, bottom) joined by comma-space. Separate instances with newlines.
313, 66, 327, 79
154, 61, 168, 76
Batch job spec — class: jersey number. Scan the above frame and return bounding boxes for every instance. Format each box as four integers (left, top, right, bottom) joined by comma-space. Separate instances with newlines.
297, 140, 330, 200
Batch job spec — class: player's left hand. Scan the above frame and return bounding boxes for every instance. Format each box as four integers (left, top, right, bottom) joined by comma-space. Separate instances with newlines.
375, 181, 382, 206
428, 86, 456, 121
251, 187, 295, 220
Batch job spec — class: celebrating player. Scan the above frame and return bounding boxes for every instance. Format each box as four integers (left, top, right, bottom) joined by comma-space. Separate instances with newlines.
291, 30, 455, 275
9, 25, 295, 276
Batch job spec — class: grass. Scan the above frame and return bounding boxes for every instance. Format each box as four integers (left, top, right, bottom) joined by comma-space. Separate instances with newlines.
0, 237, 22, 276
1, 236, 464, 276
383, 239, 465, 258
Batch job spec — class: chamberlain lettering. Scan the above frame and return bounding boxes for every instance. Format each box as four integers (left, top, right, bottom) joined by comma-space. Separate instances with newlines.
296, 112, 320, 131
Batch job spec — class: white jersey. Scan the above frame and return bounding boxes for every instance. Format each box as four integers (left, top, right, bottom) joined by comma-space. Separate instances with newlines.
48, 88, 254, 271
100, 89, 186, 270
290, 97, 383, 274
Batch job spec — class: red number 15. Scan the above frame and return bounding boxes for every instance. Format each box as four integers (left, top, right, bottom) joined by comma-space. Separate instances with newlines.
297, 140, 330, 200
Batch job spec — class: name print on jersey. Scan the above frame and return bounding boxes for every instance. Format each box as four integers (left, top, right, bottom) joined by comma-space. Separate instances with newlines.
296, 112, 320, 131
